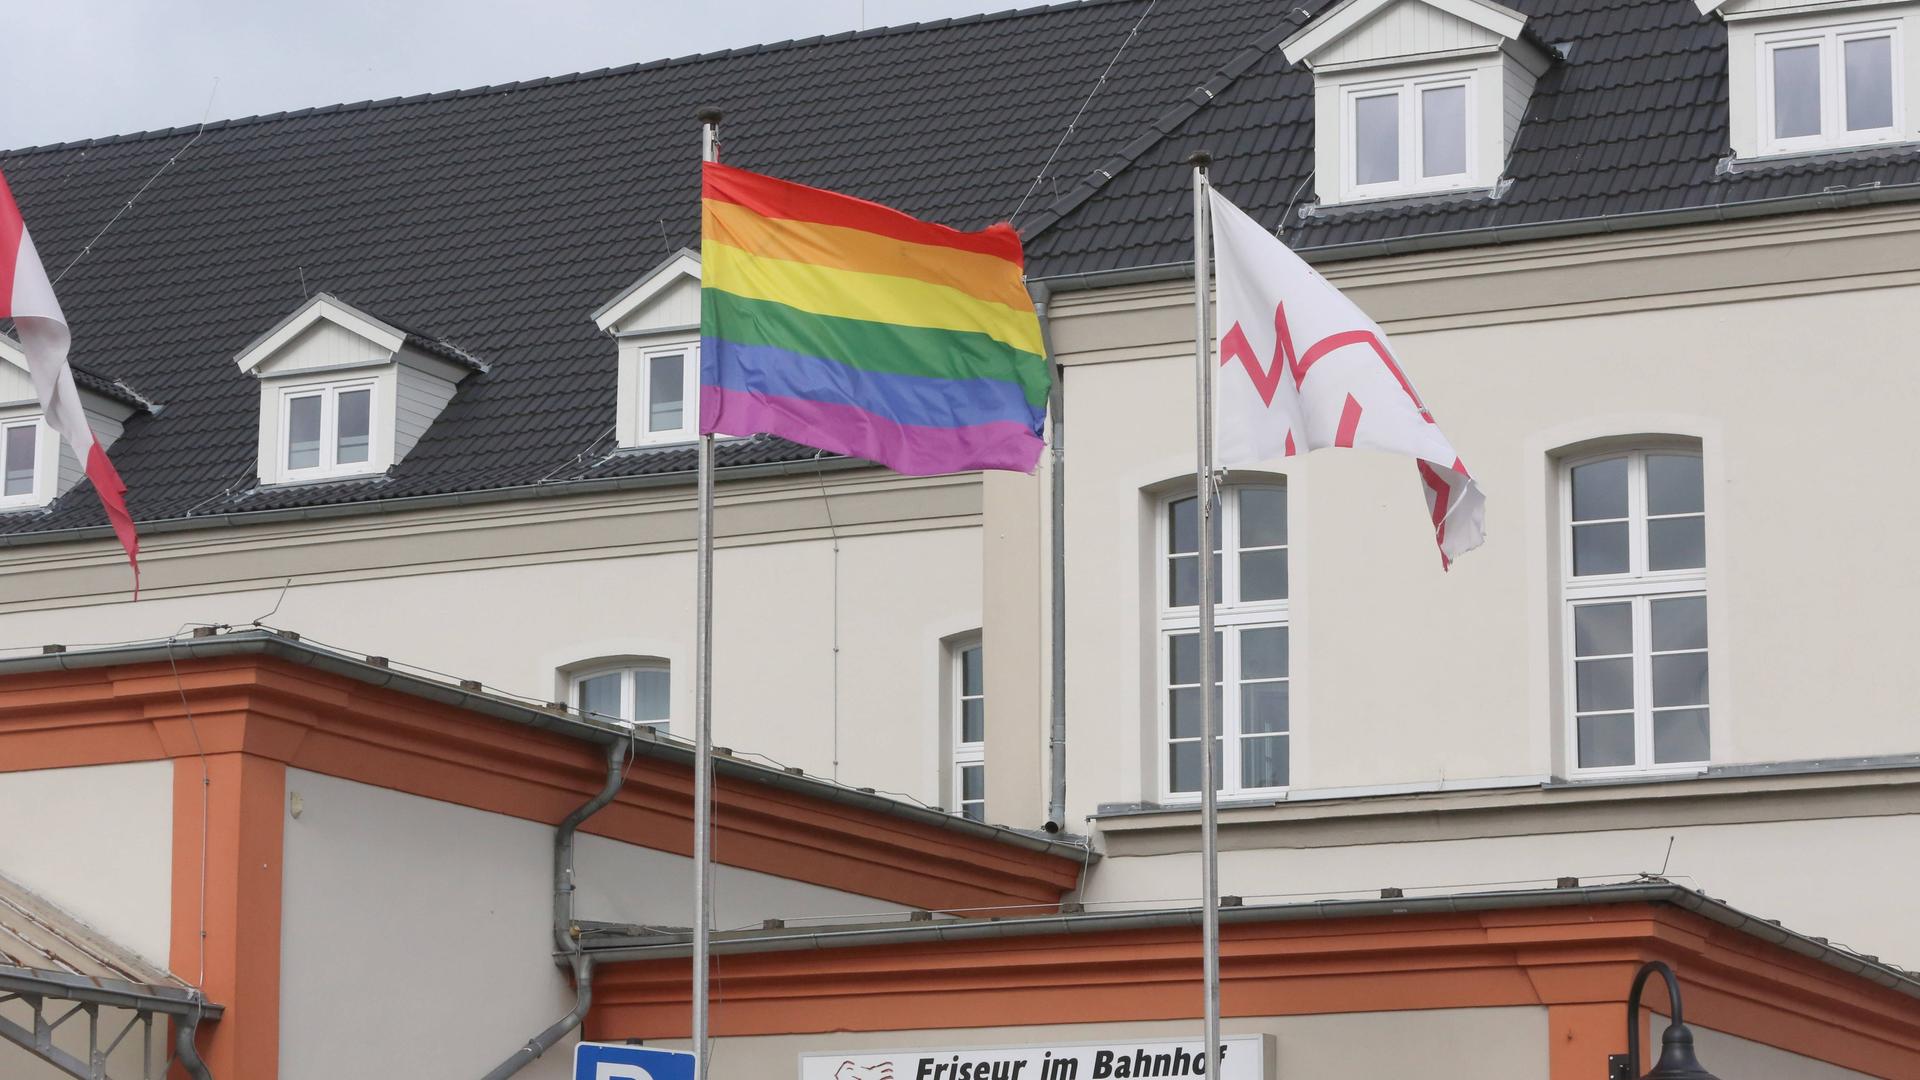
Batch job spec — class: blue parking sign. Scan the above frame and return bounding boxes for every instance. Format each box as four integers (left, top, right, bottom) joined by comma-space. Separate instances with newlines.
574, 1042, 696, 1080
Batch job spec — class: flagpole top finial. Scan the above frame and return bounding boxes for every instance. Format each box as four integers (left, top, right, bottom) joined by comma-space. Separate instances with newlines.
1186, 150, 1213, 168
696, 107, 724, 126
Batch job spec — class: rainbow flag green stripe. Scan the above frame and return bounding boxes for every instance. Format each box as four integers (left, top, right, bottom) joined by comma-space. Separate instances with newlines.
699, 162, 1048, 476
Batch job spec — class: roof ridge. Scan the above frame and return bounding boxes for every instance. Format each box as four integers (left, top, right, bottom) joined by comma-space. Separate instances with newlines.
1017, 12, 1306, 242
1, 0, 1127, 156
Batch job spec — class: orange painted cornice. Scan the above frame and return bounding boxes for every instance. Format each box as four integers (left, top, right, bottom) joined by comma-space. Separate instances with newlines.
589, 902, 1920, 1079
0, 654, 1082, 913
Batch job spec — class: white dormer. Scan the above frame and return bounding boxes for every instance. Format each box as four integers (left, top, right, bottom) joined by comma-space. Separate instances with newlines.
1283, 0, 1553, 206
1700, 0, 1917, 160
0, 335, 144, 511
234, 294, 483, 486
592, 249, 701, 449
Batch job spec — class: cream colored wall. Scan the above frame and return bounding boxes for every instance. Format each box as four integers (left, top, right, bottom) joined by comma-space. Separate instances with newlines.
1083, 810, 1920, 965
277, 768, 913, 1080
1041, 205, 1920, 825
1691, 1022, 1877, 1079
0, 471, 983, 810
0, 762, 173, 966
646, 1007, 1546, 1078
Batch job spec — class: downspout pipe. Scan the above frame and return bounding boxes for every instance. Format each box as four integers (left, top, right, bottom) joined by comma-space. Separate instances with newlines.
482, 738, 629, 1080
175, 1005, 214, 1080
1033, 282, 1070, 834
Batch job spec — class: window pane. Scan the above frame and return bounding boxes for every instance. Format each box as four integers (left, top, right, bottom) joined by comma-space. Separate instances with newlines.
1169, 685, 1223, 739
1169, 496, 1198, 554
336, 389, 371, 465
1651, 596, 1708, 651
1355, 93, 1400, 185
1238, 488, 1287, 548
1169, 739, 1222, 794
633, 667, 670, 725
1576, 658, 1634, 712
1169, 631, 1224, 686
961, 764, 984, 801
1773, 44, 1822, 139
1239, 549, 1288, 601
1648, 517, 1705, 571
1652, 653, 1709, 707
1578, 713, 1636, 768
1421, 84, 1467, 177
1168, 553, 1221, 606
3, 426, 35, 496
287, 395, 322, 470
648, 353, 685, 432
1241, 626, 1289, 680
1241, 682, 1290, 734
577, 673, 622, 720
1570, 458, 1628, 521
1654, 709, 1711, 764
1241, 735, 1289, 789
1646, 454, 1703, 516
961, 699, 984, 744
1572, 522, 1629, 576
1573, 603, 1633, 657
960, 644, 983, 696
1845, 36, 1894, 131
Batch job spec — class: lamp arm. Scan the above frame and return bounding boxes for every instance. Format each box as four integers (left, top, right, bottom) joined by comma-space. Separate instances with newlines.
1625, 961, 1687, 1073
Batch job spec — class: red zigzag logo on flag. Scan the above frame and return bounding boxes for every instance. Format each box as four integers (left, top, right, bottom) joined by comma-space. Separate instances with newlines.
1219, 300, 1437, 453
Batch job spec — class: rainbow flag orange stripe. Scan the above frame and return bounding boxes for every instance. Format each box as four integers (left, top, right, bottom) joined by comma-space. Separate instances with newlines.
699, 163, 1049, 476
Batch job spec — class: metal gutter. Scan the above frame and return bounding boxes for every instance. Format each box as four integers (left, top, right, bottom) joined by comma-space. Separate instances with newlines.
0, 631, 1089, 862
0, 453, 878, 551
1031, 282, 1071, 834
577, 883, 1920, 999
1029, 179, 1920, 294
0, 965, 223, 1017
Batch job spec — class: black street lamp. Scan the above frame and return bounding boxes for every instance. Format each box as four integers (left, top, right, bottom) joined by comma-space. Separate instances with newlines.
1606, 961, 1722, 1080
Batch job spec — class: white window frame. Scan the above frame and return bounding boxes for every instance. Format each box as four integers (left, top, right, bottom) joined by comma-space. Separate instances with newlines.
1156, 485, 1291, 803
1756, 21, 1904, 156
569, 660, 672, 731
950, 637, 986, 822
1342, 70, 1478, 201
630, 342, 699, 447
277, 379, 380, 482
1560, 449, 1710, 778
0, 415, 55, 510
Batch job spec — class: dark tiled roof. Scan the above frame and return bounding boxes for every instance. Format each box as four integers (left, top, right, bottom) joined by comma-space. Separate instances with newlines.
1, 0, 1915, 535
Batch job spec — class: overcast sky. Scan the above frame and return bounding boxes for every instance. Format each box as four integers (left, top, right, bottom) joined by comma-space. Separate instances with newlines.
2, 0, 1020, 149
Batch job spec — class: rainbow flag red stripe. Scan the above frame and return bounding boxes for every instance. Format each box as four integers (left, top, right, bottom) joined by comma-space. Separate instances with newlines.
699, 163, 1048, 475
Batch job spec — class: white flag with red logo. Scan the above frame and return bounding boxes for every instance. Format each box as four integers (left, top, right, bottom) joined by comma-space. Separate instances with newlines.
1, 170, 139, 588
1209, 186, 1484, 566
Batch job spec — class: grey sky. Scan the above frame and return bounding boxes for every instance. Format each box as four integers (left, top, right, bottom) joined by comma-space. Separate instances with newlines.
2, 0, 1019, 149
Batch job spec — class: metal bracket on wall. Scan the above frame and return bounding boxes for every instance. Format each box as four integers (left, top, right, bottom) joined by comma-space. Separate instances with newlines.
1607, 1052, 1633, 1079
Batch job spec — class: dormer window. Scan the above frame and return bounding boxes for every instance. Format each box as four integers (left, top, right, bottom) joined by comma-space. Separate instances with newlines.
1758, 23, 1901, 154
235, 294, 482, 487
0, 417, 50, 508
1283, 0, 1551, 207
281, 380, 377, 479
592, 248, 704, 450
1705, 0, 1917, 160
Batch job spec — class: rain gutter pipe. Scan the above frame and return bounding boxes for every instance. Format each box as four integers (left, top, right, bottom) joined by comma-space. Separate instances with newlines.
175, 1010, 214, 1080
481, 738, 629, 1080
1031, 282, 1070, 834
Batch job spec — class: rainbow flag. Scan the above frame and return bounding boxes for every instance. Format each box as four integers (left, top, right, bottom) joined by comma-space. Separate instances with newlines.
699, 163, 1049, 475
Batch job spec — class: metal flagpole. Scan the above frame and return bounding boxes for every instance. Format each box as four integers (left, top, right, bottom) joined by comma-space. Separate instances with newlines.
693, 104, 723, 1080
1187, 150, 1222, 1076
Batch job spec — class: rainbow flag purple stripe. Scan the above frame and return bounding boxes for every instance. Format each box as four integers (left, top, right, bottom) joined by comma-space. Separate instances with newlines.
698, 162, 1048, 475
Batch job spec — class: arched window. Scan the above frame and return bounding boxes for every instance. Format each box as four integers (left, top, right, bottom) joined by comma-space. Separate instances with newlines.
569, 660, 671, 730
1158, 484, 1290, 799
1561, 447, 1708, 773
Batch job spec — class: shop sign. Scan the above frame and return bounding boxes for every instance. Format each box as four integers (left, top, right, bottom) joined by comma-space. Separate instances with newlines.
800, 1035, 1266, 1080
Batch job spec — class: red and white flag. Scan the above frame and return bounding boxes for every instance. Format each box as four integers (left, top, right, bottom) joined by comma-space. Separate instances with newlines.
0, 170, 139, 588
1210, 186, 1484, 566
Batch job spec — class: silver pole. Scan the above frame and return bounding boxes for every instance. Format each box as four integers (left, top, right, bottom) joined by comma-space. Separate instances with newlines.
693, 104, 722, 1080
1187, 150, 1222, 1077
